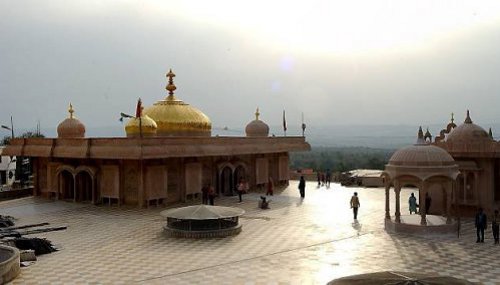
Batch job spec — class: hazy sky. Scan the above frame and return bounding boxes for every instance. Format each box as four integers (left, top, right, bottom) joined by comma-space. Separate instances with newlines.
2, 0, 500, 136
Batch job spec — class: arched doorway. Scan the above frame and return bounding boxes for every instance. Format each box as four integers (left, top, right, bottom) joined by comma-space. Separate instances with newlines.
59, 170, 75, 200
220, 166, 233, 196
75, 171, 93, 203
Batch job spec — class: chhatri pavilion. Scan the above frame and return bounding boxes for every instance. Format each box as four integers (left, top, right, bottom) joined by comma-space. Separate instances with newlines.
383, 110, 500, 233
3, 70, 310, 207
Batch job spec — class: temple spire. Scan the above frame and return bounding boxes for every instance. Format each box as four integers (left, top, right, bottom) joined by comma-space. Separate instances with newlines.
255, 107, 260, 120
165, 69, 177, 100
489, 127, 493, 139
416, 126, 425, 144
68, 103, 74, 119
451, 112, 454, 124
464, 110, 473, 124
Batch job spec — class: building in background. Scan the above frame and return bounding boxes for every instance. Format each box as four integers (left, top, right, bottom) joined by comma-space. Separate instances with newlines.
3, 70, 310, 206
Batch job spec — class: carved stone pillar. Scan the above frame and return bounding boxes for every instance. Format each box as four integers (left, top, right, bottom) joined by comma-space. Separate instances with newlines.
385, 181, 391, 220
395, 181, 401, 223
463, 171, 467, 202
420, 182, 427, 225
446, 180, 453, 224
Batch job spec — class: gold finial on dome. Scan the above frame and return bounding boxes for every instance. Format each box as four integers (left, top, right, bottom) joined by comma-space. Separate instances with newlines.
68, 103, 74, 119
255, 108, 260, 120
166, 69, 177, 100
451, 112, 454, 124
465, 110, 473, 124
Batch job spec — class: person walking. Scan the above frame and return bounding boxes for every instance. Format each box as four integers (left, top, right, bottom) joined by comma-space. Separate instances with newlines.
493, 209, 499, 244
201, 185, 209, 205
266, 177, 274, 196
317, 171, 321, 187
237, 179, 245, 203
208, 184, 216, 206
425, 192, 432, 214
475, 207, 487, 243
298, 176, 306, 198
350, 192, 360, 220
409, 193, 417, 214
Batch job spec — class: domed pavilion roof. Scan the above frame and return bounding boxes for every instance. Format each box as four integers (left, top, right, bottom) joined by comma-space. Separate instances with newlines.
161, 205, 245, 220
57, 103, 86, 138
143, 70, 212, 137
446, 110, 492, 143
125, 98, 157, 137
245, 108, 269, 137
384, 127, 459, 181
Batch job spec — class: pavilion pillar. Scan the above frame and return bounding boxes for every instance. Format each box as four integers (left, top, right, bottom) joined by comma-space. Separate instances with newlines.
394, 180, 401, 223
72, 173, 76, 203
463, 171, 467, 202
420, 182, 427, 225
385, 180, 391, 219
446, 180, 454, 224
474, 172, 479, 205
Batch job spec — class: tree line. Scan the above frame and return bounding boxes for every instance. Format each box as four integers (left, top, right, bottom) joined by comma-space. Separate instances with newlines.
290, 146, 394, 172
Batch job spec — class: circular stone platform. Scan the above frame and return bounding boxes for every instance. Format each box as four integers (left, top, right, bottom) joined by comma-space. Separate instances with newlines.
385, 215, 458, 235
161, 205, 245, 238
0, 245, 20, 283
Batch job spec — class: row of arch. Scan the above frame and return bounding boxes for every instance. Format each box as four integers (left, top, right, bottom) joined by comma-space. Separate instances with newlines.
54, 161, 253, 204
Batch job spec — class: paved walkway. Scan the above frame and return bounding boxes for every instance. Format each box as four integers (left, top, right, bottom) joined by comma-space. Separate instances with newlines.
2, 181, 497, 284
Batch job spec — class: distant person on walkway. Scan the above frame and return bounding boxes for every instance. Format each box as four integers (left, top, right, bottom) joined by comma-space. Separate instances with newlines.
321, 172, 326, 187
237, 179, 245, 203
317, 171, 321, 187
425, 192, 432, 214
299, 176, 306, 198
409, 193, 418, 214
350, 192, 360, 220
208, 184, 216, 206
475, 207, 487, 243
325, 169, 331, 187
201, 185, 209, 205
493, 210, 499, 244
266, 177, 274, 196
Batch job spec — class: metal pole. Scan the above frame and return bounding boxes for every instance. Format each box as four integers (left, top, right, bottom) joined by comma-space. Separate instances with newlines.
10, 116, 14, 138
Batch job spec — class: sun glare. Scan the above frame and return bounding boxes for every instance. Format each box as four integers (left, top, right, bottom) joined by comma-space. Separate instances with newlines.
167, 0, 500, 55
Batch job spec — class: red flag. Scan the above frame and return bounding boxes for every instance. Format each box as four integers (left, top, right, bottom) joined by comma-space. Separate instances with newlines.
283, 109, 287, 133
135, 98, 142, 117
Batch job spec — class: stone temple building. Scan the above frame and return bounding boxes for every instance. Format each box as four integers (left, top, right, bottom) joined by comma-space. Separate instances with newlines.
384, 110, 499, 226
3, 70, 310, 207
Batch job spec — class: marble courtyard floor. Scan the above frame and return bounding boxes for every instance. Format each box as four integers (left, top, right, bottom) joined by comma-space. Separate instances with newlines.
2, 181, 498, 284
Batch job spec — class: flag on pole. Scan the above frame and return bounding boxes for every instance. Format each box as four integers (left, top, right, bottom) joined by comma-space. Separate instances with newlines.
135, 98, 142, 117
282, 109, 287, 135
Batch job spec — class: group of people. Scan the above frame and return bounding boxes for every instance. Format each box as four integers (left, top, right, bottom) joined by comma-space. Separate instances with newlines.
475, 208, 500, 244
316, 170, 332, 187
408, 192, 432, 215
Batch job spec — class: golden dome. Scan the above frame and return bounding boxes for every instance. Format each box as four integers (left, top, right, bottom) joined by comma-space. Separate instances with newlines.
125, 115, 157, 137
245, 108, 269, 137
125, 98, 157, 137
143, 70, 212, 137
57, 103, 86, 138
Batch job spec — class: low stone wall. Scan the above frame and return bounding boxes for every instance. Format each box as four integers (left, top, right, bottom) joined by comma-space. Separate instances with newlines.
164, 224, 242, 238
0, 245, 20, 284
